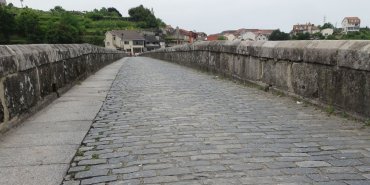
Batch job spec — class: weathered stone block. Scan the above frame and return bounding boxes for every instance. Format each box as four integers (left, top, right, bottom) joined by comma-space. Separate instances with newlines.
0, 46, 18, 77
244, 57, 261, 81
291, 63, 319, 98
4, 70, 39, 119
261, 60, 290, 90
337, 41, 370, 71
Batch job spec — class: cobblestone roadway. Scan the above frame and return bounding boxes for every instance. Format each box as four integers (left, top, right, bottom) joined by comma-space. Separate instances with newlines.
64, 57, 370, 185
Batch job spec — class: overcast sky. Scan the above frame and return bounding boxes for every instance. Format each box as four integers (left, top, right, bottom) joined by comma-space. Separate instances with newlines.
7, 0, 370, 34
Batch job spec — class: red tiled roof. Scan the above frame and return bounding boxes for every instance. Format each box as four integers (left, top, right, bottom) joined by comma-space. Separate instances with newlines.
344, 17, 361, 23
206, 34, 220, 41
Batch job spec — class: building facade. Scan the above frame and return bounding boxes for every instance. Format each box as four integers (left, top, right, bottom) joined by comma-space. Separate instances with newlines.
256, 34, 268, 41
206, 34, 220, 41
196, 32, 208, 41
240, 32, 257, 41
240, 30, 273, 41
144, 35, 165, 52
342, 17, 361, 34
321, 28, 334, 37
0, 0, 6, 5
292, 23, 320, 35
105, 30, 145, 55
222, 34, 236, 41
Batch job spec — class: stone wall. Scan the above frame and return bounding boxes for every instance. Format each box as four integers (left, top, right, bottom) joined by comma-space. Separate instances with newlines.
142, 40, 370, 120
0, 44, 126, 133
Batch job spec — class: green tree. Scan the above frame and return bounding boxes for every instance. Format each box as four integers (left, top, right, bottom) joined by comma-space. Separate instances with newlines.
293, 32, 311, 40
46, 13, 84, 43
50, 6, 65, 14
128, 5, 162, 28
16, 8, 44, 43
0, 6, 16, 43
107, 7, 122, 17
342, 29, 370, 40
312, 32, 324, 40
269, 29, 290, 40
326, 35, 337, 40
217, 36, 227, 40
321, 22, 334, 30
86, 11, 104, 20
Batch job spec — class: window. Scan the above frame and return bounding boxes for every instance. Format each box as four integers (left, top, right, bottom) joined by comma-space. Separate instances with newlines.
106, 42, 110, 46
113, 36, 116, 41
133, 40, 144, 46
124, 41, 129, 45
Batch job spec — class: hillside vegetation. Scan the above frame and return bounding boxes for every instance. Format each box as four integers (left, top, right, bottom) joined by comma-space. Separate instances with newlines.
269, 23, 370, 41
0, 4, 165, 45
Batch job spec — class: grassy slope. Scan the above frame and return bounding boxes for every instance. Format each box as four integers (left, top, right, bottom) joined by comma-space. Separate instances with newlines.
8, 7, 140, 46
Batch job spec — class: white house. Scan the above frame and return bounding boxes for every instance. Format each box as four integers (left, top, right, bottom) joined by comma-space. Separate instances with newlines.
223, 33, 236, 41
321, 28, 334, 37
0, 0, 6, 5
342, 17, 361, 34
240, 30, 273, 41
256, 34, 268, 41
240, 32, 257, 41
105, 30, 145, 55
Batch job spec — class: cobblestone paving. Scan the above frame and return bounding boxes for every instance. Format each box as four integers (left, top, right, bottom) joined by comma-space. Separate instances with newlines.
63, 57, 370, 185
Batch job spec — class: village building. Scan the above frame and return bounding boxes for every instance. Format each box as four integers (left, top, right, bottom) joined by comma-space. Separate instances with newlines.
104, 30, 145, 55
0, 0, 6, 5
196, 32, 208, 41
164, 26, 198, 47
223, 33, 236, 41
240, 32, 257, 41
143, 35, 165, 51
342, 17, 361, 34
206, 34, 220, 41
292, 23, 320, 35
239, 30, 274, 41
321, 28, 334, 37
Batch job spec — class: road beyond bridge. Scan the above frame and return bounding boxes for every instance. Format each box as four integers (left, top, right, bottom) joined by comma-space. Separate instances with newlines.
61, 57, 370, 185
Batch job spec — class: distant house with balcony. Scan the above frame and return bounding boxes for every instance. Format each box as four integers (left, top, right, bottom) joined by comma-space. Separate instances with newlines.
105, 30, 145, 55
164, 26, 198, 47
292, 23, 320, 35
144, 35, 165, 52
342, 17, 361, 34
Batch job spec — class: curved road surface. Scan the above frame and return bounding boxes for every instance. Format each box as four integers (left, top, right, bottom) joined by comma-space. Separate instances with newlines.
64, 57, 370, 185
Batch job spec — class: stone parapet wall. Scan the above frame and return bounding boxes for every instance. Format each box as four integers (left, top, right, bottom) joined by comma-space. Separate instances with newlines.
142, 40, 370, 119
0, 44, 126, 133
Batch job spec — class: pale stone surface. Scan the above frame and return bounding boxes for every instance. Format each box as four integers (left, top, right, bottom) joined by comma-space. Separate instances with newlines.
296, 161, 332, 168
64, 57, 370, 184
0, 164, 69, 185
0, 59, 125, 185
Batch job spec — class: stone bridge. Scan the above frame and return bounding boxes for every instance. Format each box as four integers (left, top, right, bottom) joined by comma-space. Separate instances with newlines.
0, 41, 370, 185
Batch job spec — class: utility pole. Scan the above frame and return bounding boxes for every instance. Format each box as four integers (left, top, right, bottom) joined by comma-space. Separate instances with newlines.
20, 0, 24, 8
